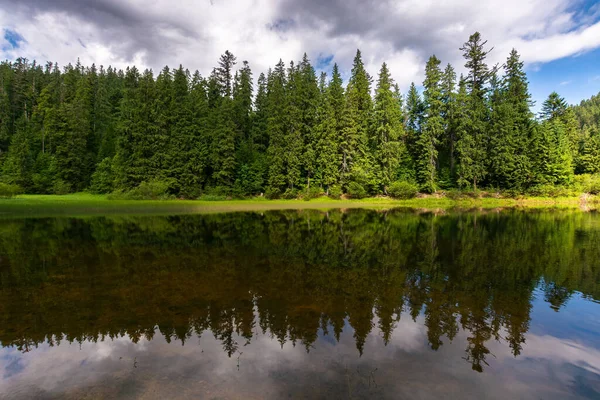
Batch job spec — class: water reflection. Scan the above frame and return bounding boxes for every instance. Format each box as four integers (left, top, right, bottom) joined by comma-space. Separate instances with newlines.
0, 209, 599, 398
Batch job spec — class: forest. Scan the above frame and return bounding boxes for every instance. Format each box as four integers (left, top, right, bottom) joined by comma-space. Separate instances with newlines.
0, 32, 599, 199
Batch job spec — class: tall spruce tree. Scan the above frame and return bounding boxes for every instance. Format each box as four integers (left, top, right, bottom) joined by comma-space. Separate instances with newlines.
417, 55, 443, 193
372, 62, 404, 191
266, 62, 288, 196
457, 32, 492, 189
440, 64, 458, 185
346, 50, 376, 193
489, 49, 532, 189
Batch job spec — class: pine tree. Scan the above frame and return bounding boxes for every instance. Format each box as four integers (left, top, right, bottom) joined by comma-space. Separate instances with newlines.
284, 61, 303, 192
317, 66, 343, 191
297, 54, 320, 191
372, 62, 404, 191
346, 50, 376, 193
489, 49, 532, 189
457, 32, 493, 190
440, 64, 458, 184
405, 82, 423, 171
266, 62, 288, 196
2, 116, 33, 189
532, 92, 575, 185
417, 55, 443, 193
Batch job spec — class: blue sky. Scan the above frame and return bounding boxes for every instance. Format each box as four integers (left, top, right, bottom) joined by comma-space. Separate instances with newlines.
528, 47, 600, 109
1, 0, 599, 106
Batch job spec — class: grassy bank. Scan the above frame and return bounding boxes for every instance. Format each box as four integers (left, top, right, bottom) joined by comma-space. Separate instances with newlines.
0, 193, 596, 218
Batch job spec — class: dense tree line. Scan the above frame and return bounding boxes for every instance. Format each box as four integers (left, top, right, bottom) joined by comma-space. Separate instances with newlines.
0, 32, 597, 198
1, 209, 599, 372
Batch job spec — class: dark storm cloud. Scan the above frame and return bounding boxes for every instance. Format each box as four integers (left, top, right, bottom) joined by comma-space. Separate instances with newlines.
274, 0, 471, 64
2, 0, 203, 66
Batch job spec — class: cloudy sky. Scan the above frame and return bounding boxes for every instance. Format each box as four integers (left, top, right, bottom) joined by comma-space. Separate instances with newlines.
1, 0, 600, 107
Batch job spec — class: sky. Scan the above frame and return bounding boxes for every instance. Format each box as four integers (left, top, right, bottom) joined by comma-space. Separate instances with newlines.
0, 0, 599, 109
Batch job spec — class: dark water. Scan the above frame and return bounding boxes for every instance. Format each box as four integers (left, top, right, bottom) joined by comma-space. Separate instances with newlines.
1, 209, 600, 399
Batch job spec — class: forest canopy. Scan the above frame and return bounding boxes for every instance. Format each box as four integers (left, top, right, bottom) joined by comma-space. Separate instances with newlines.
0, 32, 598, 199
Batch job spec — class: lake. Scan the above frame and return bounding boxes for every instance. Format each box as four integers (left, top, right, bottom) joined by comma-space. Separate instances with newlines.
1, 208, 599, 399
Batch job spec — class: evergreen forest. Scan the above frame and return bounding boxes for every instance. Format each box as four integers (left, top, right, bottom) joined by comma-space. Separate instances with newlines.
0, 32, 599, 199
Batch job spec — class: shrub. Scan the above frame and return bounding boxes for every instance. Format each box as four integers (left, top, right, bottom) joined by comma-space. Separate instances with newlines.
109, 179, 173, 200
265, 187, 281, 199
444, 189, 464, 200
573, 174, 600, 195
502, 189, 524, 199
303, 185, 322, 201
328, 184, 342, 199
347, 182, 367, 199
282, 188, 298, 199
0, 183, 22, 198
527, 184, 572, 197
90, 158, 114, 194
388, 181, 418, 199
53, 180, 72, 195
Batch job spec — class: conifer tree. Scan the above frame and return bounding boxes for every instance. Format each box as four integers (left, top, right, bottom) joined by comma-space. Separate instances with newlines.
266, 62, 288, 195
417, 55, 443, 193
346, 50, 376, 193
440, 64, 458, 184
457, 32, 493, 189
372, 62, 404, 190
405, 82, 423, 170
489, 49, 532, 189
297, 54, 320, 190
315, 71, 339, 191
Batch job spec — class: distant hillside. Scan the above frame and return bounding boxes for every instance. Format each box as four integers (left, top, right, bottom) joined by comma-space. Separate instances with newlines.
572, 92, 600, 174
573, 92, 600, 131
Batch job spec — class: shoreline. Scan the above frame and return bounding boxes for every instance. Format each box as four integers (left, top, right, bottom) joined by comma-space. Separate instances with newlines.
0, 193, 597, 218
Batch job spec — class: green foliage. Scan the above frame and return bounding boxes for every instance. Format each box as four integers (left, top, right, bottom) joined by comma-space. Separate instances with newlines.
303, 185, 322, 201
53, 180, 72, 195
347, 182, 367, 199
573, 174, 600, 195
328, 184, 342, 199
388, 181, 418, 199
282, 187, 299, 199
264, 187, 281, 200
526, 184, 573, 197
110, 179, 173, 200
197, 194, 228, 201
0, 182, 22, 198
90, 158, 114, 194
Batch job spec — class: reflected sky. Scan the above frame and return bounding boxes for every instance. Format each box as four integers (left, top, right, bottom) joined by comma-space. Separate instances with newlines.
0, 209, 599, 399
2, 299, 599, 399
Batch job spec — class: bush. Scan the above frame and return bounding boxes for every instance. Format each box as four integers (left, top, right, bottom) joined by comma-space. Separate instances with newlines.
328, 184, 342, 199
573, 174, 600, 195
303, 185, 322, 201
0, 183, 22, 198
197, 194, 227, 201
388, 181, 418, 199
109, 179, 173, 200
282, 188, 298, 200
502, 189, 524, 199
527, 184, 572, 197
53, 180, 72, 195
444, 189, 464, 200
265, 187, 281, 199
90, 158, 114, 194
347, 182, 367, 199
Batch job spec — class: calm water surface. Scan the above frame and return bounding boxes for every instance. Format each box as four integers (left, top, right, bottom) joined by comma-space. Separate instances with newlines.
1, 209, 600, 399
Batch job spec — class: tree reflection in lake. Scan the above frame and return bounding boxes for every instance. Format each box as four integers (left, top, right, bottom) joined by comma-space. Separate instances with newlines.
0, 209, 599, 399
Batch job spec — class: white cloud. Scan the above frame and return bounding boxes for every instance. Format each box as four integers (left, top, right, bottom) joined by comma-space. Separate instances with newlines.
0, 0, 598, 92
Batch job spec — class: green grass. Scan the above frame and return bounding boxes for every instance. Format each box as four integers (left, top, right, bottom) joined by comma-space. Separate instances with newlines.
0, 193, 595, 218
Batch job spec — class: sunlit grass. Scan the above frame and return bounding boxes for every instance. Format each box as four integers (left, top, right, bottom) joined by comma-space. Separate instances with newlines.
0, 193, 595, 218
